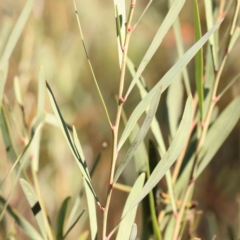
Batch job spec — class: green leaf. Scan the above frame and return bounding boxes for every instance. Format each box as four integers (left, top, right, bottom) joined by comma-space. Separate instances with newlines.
0, 0, 35, 68
0, 196, 43, 240
46, 82, 100, 206
83, 178, 97, 240
129, 223, 137, 240
166, 74, 183, 138
123, 19, 221, 150
56, 197, 71, 240
168, 0, 191, 94
194, 0, 204, 120
196, 96, 240, 179
19, 179, 48, 240
114, 86, 162, 184
118, 81, 161, 151
114, 0, 126, 67
203, 0, 218, 70
125, 0, 186, 98
128, 96, 193, 212
110, 173, 145, 239
0, 105, 18, 165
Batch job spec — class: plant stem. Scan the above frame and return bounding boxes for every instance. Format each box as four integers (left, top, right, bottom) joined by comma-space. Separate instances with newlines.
172, 4, 240, 237
102, 1, 136, 239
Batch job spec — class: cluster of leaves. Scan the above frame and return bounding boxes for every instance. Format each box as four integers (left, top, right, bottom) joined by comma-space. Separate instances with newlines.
0, 0, 240, 240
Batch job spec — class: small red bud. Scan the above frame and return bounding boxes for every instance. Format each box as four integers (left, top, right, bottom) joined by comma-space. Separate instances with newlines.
173, 211, 178, 218
201, 121, 206, 128
110, 183, 113, 189
100, 205, 105, 211
110, 125, 116, 131
127, 26, 134, 33
119, 96, 126, 103
131, 2, 136, 7
121, 45, 126, 51
30, 155, 34, 160
213, 96, 220, 103
190, 178, 195, 184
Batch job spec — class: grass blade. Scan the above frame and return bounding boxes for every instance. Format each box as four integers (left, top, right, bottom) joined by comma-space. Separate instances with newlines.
19, 179, 48, 240
83, 178, 97, 240
110, 173, 145, 239
56, 197, 71, 240
129, 223, 137, 240
114, 86, 162, 184
0, 0, 35, 68
196, 96, 240, 179
128, 96, 193, 212
166, 74, 184, 138
0, 195, 43, 240
125, 0, 186, 98
194, 0, 204, 120
124, 20, 222, 148
46, 82, 101, 207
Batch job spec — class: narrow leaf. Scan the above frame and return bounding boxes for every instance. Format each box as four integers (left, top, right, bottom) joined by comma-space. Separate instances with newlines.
194, 0, 204, 120
83, 178, 97, 240
37, 66, 45, 116
166, 74, 183, 138
124, 20, 222, 147
56, 197, 71, 240
0, 196, 43, 240
111, 173, 145, 239
114, 0, 126, 67
129, 223, 137, 240
228, 27, 240, 52
20, 179, 48, 240
125, 0, 186, 98
46, 82, 100, 206
0, 0, 35, 68
196, 96, 240, 179
128, 96, 193, 212
114, 86, 162, 183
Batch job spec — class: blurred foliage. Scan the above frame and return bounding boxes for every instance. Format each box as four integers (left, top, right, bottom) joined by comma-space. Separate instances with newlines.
0, 0, 239, 239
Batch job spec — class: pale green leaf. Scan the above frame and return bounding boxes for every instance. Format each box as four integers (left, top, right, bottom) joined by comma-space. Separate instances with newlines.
125, 0, 186, 98
111, 173, 145, 239
20, 179, 48, 240
114, 86, 162, 183
123, 20, 221, 151
114, 0, 126, 67
194, 0, 204, 120
129, 223, 137, 240
116, 174, 145, 240
56, 197, 71, 240
83, 178, 97, 240
128, 96, 193, 212
196, 96, 240, 179
13, 76, 23, 105
46, 82, 100, 205
0, 196, 43, 240
0, 0, 35, 68
166, 74, 183, 138
204, 0, 218, 70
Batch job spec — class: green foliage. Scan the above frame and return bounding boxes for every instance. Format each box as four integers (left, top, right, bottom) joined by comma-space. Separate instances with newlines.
0, 0, 239, 240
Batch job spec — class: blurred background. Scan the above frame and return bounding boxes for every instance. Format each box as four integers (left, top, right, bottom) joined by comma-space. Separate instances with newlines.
0, 0, 239, 239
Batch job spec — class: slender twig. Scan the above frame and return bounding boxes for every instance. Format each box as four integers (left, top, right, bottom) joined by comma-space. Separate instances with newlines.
73, 0, 112, 127
102, 1, 136, 239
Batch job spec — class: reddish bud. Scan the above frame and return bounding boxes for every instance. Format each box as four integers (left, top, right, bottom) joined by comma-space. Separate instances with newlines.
100, 205, 105, 211
220, 12, 226, 18
213, 96, 220, 103
119, 96, 126, 103
201, 121, 206, 128
110, 125, 116, 131
30, 155, 34, 160
189, 178, 195, 184
131, 2, 136, 7
110, 183, 113, 189
121, 45, 126, 51
173, 211, 178, 218
127, 26, 134, 33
